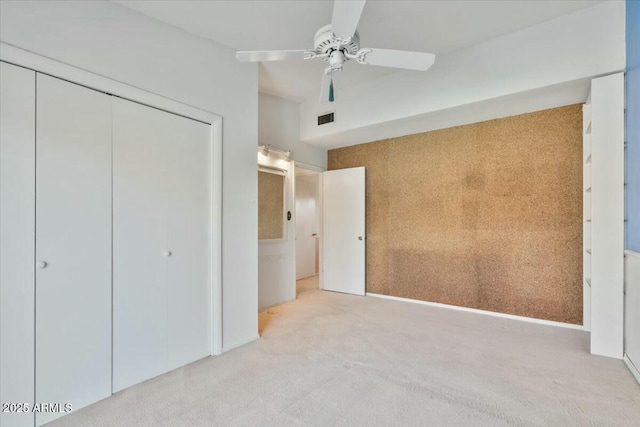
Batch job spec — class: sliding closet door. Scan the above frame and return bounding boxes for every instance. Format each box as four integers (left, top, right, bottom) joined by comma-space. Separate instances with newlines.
1, 62, 35, 427
35, 74, 112, 425
113, 97, 211, 391
166, 114, 211, 370
112, 98, 169, 392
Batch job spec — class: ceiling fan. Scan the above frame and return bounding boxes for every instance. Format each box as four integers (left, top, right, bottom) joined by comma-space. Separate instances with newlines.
235, 0, 435, 102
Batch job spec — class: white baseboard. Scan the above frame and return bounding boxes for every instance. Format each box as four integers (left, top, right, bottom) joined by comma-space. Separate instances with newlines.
222, 334, 260, 353
366, 293, 584, 330
259, 296, 296, 312
624, 355, 640, 385
624, 249, 640, 259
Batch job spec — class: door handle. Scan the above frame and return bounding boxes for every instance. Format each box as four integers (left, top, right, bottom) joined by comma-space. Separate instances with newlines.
312, 233, 318, 237
358, 236, 364, 241
163, 251, 172, 257
36, 261, 48, 269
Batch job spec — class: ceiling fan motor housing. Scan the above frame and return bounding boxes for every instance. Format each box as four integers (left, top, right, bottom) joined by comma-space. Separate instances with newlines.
314, 24, 360, 59
329, 50, 346, 69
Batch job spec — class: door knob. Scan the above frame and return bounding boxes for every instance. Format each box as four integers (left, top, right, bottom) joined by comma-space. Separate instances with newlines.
163, 251, 172, 257
358, 236, 364, 241
36, 261, 48, 269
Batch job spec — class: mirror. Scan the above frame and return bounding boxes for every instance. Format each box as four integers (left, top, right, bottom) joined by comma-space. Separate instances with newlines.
258, 170, 285, 240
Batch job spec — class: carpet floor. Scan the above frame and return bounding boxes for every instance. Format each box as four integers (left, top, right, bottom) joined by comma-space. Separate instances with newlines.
48, 276, 640, 426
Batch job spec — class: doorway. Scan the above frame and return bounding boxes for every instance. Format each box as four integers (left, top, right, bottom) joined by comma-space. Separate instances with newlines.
294, 166, 321, 294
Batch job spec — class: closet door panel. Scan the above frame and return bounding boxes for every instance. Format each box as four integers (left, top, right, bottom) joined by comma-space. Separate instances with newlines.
113, 98, 211, 390
166, 117, 211, 370
35, 74, 112, 425
0, 62, 36, 427
112, 98, 168, 392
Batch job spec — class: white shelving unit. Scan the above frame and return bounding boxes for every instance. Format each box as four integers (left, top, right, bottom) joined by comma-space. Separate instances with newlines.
586, 72, 625, 359
583, 101, 592, 332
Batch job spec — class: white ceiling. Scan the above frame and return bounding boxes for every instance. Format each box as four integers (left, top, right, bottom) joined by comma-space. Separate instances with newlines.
115, 0, 602, 103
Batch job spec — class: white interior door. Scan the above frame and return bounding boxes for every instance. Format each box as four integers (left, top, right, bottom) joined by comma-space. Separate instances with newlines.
295, 173, 319, 280
35, 74, 112, 425
0, 61, 36, 427
322, 167, 366, 295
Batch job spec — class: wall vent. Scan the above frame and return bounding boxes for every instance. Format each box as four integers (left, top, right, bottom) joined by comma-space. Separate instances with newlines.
317, 112, 334, 126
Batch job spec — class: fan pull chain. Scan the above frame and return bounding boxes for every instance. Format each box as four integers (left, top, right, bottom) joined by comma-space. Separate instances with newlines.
329, 74, 335, 102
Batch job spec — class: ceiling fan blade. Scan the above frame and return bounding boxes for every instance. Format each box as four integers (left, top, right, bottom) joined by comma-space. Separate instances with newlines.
361, 48, 436, 71
235, 50, 311, 62
332, 0, 366, 40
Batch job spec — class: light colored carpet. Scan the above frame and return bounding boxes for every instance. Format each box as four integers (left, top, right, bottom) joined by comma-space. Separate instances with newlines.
48, 276, 640, 427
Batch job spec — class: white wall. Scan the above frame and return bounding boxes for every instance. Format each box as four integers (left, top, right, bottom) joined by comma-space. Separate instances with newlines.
0, 0, 259, 351
259, 92, 327, 168
300, 0, 626, 147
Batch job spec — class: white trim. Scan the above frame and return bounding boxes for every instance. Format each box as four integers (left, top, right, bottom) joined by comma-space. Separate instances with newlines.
366, 293, 584, 330
624, 355, 640, 385
0, 43, 215, 124
290, 162, 297, 299
293, 161, 326, 173
258, 298, 296, 312
318, 172, 324, 290
258, 165, 286, 175
624, 250, 640, 259
0, 42, 224, 356
211, 120, 223, 356
222, 334, 260, 353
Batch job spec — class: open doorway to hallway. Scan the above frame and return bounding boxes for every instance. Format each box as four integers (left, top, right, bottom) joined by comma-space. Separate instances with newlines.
295, 166, 320, 293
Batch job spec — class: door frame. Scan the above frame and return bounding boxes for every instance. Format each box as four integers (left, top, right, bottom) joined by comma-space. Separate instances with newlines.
293, 161, 326, 292
0, 42, 224, 356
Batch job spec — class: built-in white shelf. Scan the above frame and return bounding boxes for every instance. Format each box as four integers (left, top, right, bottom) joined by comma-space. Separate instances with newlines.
583, 100, 592, 333
585, 73, 625, 359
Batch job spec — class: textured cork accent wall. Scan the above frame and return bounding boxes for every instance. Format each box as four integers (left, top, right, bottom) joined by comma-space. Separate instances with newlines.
328, 105, 583, 324
258, 171, 284, 240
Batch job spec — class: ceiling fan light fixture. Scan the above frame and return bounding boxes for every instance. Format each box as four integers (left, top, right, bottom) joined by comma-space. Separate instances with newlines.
258, 144, 291, 161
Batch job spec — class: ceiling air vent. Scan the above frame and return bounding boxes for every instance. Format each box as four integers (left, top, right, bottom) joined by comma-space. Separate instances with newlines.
317, 112, 334, 126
